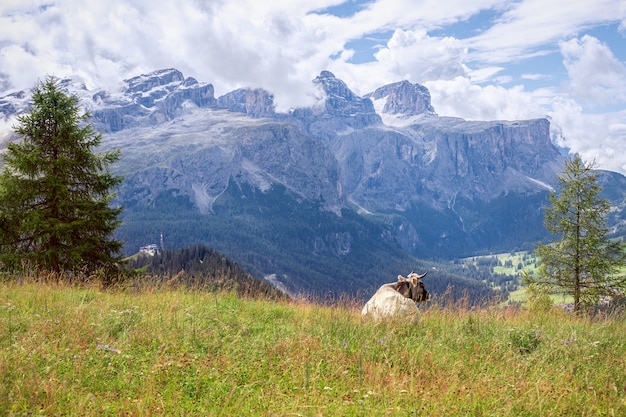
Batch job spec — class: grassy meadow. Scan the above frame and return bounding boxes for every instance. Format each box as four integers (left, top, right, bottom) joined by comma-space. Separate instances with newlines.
459, 251, 538, 277
2, 279, 626, 416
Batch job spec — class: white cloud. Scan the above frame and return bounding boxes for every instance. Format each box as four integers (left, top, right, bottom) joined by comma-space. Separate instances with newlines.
0, 115, 17, 144
560, 35, 626, 107
521, 73, 546, 81
374, 29, 467, 81
549, 99, 626, 173
326, 29, 469, 97
424, 76, 548, 121
0, 0, 626, 175
467, 0, 624, 63
0, 0, 503, 105
350, 0, 503, 31
467, 67, 505, 83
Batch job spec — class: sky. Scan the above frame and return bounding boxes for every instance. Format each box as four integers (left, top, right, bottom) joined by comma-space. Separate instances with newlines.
1, 0, 626, 173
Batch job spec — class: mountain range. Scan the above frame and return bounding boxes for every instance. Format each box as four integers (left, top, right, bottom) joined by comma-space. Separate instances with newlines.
2, 68, 626, 299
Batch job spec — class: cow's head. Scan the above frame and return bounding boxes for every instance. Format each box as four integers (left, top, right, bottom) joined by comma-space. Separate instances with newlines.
395, 272, 429, 303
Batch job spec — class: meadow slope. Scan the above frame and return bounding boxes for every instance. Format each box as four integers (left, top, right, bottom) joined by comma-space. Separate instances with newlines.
1, 281, 625, 416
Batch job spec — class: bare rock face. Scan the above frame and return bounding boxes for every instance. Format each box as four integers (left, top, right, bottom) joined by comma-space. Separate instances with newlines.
367, 80, 436, 116
216, 88, 275, 118
110, 112, 344, 216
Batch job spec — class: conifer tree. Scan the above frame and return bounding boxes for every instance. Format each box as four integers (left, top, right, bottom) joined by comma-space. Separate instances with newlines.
0, 77, 124, 277
530, 156, 626, 312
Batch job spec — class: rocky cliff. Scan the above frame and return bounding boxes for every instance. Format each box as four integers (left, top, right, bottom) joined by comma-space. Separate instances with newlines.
2, 68, 624, 296
367, 80, 436, 116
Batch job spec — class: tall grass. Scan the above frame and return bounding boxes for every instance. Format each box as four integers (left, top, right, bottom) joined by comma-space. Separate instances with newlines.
1, 279, 625, 416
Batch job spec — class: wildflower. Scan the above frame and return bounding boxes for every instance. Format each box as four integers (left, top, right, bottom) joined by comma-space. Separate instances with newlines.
97, 343, 120, 354
342, 341, 347, 347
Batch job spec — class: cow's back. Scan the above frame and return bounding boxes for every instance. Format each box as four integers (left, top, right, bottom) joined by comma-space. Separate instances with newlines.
361, 283, 419, 321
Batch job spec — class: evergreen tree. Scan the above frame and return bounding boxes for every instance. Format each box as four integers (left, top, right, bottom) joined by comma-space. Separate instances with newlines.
530, 156, 626, 312
0, 77, 124, 277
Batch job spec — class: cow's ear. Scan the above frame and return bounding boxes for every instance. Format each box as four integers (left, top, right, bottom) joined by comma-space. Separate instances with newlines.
398, 275, 406, 282
409, 276, 418, 286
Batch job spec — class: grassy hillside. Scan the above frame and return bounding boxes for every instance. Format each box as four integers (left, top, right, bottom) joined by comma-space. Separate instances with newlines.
2, 280, 625, 416
459, 251, 538, 277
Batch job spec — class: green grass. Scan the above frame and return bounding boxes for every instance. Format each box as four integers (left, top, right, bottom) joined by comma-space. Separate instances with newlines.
2, 280, 626, 416
461, 251, 539, 277
508, 287, 574, 305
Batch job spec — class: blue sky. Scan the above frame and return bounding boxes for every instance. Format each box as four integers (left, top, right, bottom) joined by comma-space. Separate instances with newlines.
0, 0, 625, 173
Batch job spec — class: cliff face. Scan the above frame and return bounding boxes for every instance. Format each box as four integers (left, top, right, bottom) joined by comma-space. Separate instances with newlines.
367, 80, 436, 116
216, 88, 276, 118
420, 118, 558, 200
329, 117, 559, 212
3, 68, 624, 294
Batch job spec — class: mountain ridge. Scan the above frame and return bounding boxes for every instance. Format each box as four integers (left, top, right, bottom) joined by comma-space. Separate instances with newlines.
2, 68, 625, 298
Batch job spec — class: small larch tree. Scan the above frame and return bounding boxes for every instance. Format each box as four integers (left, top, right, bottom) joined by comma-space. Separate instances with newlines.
0, 77, 124, 278
530, 156, 626, 312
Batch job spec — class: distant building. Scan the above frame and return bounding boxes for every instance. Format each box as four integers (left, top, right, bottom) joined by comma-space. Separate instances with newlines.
139, 244, 159, 256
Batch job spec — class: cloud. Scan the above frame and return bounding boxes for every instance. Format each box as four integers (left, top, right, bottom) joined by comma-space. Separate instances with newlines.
560, 35, 626, 107
0, 0, 503, 107
467, 0, 624, 64
0, 0, 342, 110
325, 29, 469, 98
1, 0, 626, 175
424, 76, 549, 121
549, 98, 626, 173
374, 29, 468, 81
0, 115, 17, 144
521, 73, 547, 81
349, 0, 502, 31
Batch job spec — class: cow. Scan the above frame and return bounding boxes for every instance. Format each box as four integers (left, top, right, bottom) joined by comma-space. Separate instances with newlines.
361, 272, 430, 321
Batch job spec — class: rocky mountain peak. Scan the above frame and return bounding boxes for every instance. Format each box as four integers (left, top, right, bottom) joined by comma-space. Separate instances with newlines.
216, 88, 275, 118
313, 71, 377, 118
314, 71, 358, 102
124, 68, 186, 94
89, 69, 217, 132
367, 80, 436, 116
119, 68, 215, 110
